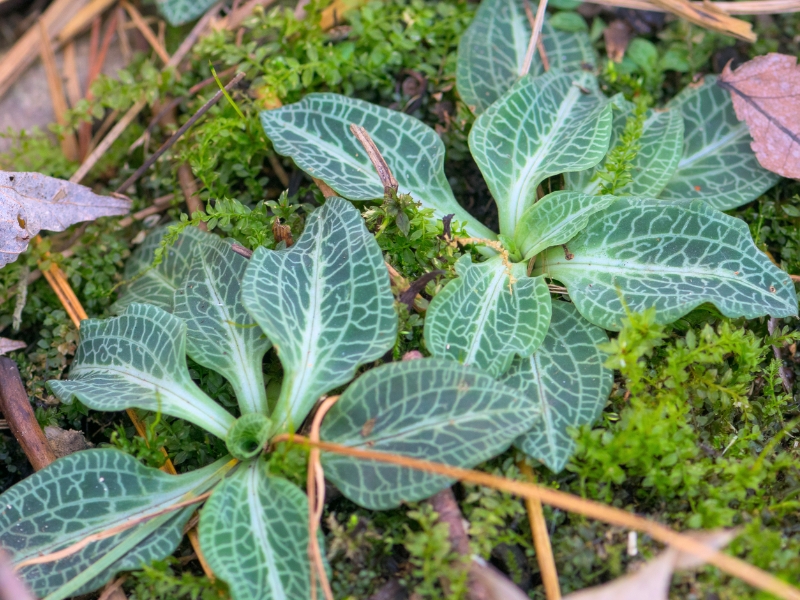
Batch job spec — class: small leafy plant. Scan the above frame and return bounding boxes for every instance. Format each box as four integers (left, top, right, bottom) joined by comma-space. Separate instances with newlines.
0, 199, 539, 599
258, 0, 797, 472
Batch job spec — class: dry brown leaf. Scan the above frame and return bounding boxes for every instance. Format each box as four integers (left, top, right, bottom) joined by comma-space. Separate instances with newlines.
44, 426, 93, 458
0, 338, 26, 355
604, 20, 632, 63
0, 172, 130, 267
719, 53, 800, 179
563, 530, 736, 600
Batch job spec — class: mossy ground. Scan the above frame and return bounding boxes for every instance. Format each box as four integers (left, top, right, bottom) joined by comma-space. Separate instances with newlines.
1, 1, 800, 598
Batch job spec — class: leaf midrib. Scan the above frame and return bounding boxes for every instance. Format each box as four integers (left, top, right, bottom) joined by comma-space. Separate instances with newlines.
246, 467, 286, 600
464, 264, 507, 366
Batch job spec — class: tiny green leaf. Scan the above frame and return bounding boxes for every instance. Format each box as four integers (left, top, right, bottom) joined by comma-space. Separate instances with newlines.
320, 359, 539, 509
242, 198, 397, 433
199, 461, 314, 600
565, 100, 684, 197
658, 77, 780, 210
536, 198, 798, 330
501, 301, 612, 472
114, 226, 205, 314
1, 450, 232, 599
174, 235, 271, 415
260, 95, 495, 239
514, 191, 616, 260
424, 256, 551, 377
469, 71, 612, 237
456, 0, 596, 114
48, 304, 236, 439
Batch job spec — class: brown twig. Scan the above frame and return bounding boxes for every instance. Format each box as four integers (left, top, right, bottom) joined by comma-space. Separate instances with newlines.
38, 19, 79, 162
271, 434, 800, 600
522, 0, 549, 71
349, 124, 398, 198
97, 576, 128, 600
0, 357, 57, 471
581, 0, 800, 14
518, 461, 560, 600
120, 0, 171, 64
116, 193, 175, 228
115, 72, 246, 195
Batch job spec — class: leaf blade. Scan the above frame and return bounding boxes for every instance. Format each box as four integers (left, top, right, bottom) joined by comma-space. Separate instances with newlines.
537, 198, 798, 330
501, 301, 611, 472
199, 461, 313, 600
260, 95, 495, 239
48, 303, 235, 439
469, 71, 612, 237
320, 358, 540, 509
424, 256, 551, 377
242, 198, 397, 433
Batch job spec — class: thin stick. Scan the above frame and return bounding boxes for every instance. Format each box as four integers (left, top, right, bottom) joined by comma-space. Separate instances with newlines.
120, 0, 171, 64
580, 0, 800, 15
307, 396, 338, 600
271, 434, 800, 600
523, 0, 549, 71
41, 263, 88, 327
521, 0, 548, 77
177, 164, 206, 227
518, 461, 560, 600
0, 357, 57, 471
14, 491, 215, 570
116, 193, 175, 228
114, 72, 246, 195
349, 124, 398, 197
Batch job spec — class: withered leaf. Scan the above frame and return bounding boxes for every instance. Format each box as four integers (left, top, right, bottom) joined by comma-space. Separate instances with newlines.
0, 338, 26, 355
0, 172, 131, 268
718, 53, 800, 179
604, 20, 632, 64
564, 530, 735, 600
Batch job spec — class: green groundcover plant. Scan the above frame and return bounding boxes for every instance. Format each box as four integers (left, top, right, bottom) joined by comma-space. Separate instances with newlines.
0, 0, 797, 598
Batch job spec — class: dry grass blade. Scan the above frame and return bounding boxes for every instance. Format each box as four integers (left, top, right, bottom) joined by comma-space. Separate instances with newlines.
646, 0, 755, 41
57, 0, 118, 44
519, 461, 560, 600
349, 124, 399, 197
38, 20, 79, 162
581, 0, 800, 14
271, 435, 800, 600
521, 0, 548, 77
120, 0, 171, 64
718, 53, 800, 179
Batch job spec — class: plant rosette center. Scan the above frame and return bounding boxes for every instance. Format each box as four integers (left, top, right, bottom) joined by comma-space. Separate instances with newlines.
226, 413, 273, 460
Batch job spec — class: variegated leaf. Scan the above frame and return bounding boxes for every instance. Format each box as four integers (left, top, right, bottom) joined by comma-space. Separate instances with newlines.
260, 94, 496, 240
469, 71, 612, 237
0, 450, 232, 599
199, 461, 314, 600
242, 198, 397, 433
321, 359, 539, 509
456, 0, 596, 114
535, 198, 798, 330
424, 255, 551, 377
502, 301, 611, 472
48, 304, 236, 439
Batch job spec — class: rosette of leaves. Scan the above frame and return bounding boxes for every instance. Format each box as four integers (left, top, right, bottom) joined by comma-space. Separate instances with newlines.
0, 199, 542, 599
258, 0, 797, 473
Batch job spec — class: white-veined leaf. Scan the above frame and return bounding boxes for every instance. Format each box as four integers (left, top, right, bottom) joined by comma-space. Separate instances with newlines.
156, 0, 217, 25
174, 235, 270, 415
535, 198, 798, 330
199, 460, 316, 600
242, 198, 397, 433
48, 304, 236, 439
565, 99, 684, 197
114, 226, 205, 313
424, 256, 551, 377
456, 0, 596, 114
259, 95, 496, 240
469, 71, 612, 237
658, 77, 780, 210
501, 301, 611, 472
320, 358, 539, 509
0, 450, 232, 599
514, 191, 616, 260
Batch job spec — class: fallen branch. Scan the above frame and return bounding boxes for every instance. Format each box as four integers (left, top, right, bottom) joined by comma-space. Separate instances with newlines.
0, 357, 57, 471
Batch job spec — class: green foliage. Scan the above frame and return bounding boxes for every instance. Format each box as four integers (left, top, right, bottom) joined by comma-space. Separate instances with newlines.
126, 558, 225, 600
403, 504, 469, 599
